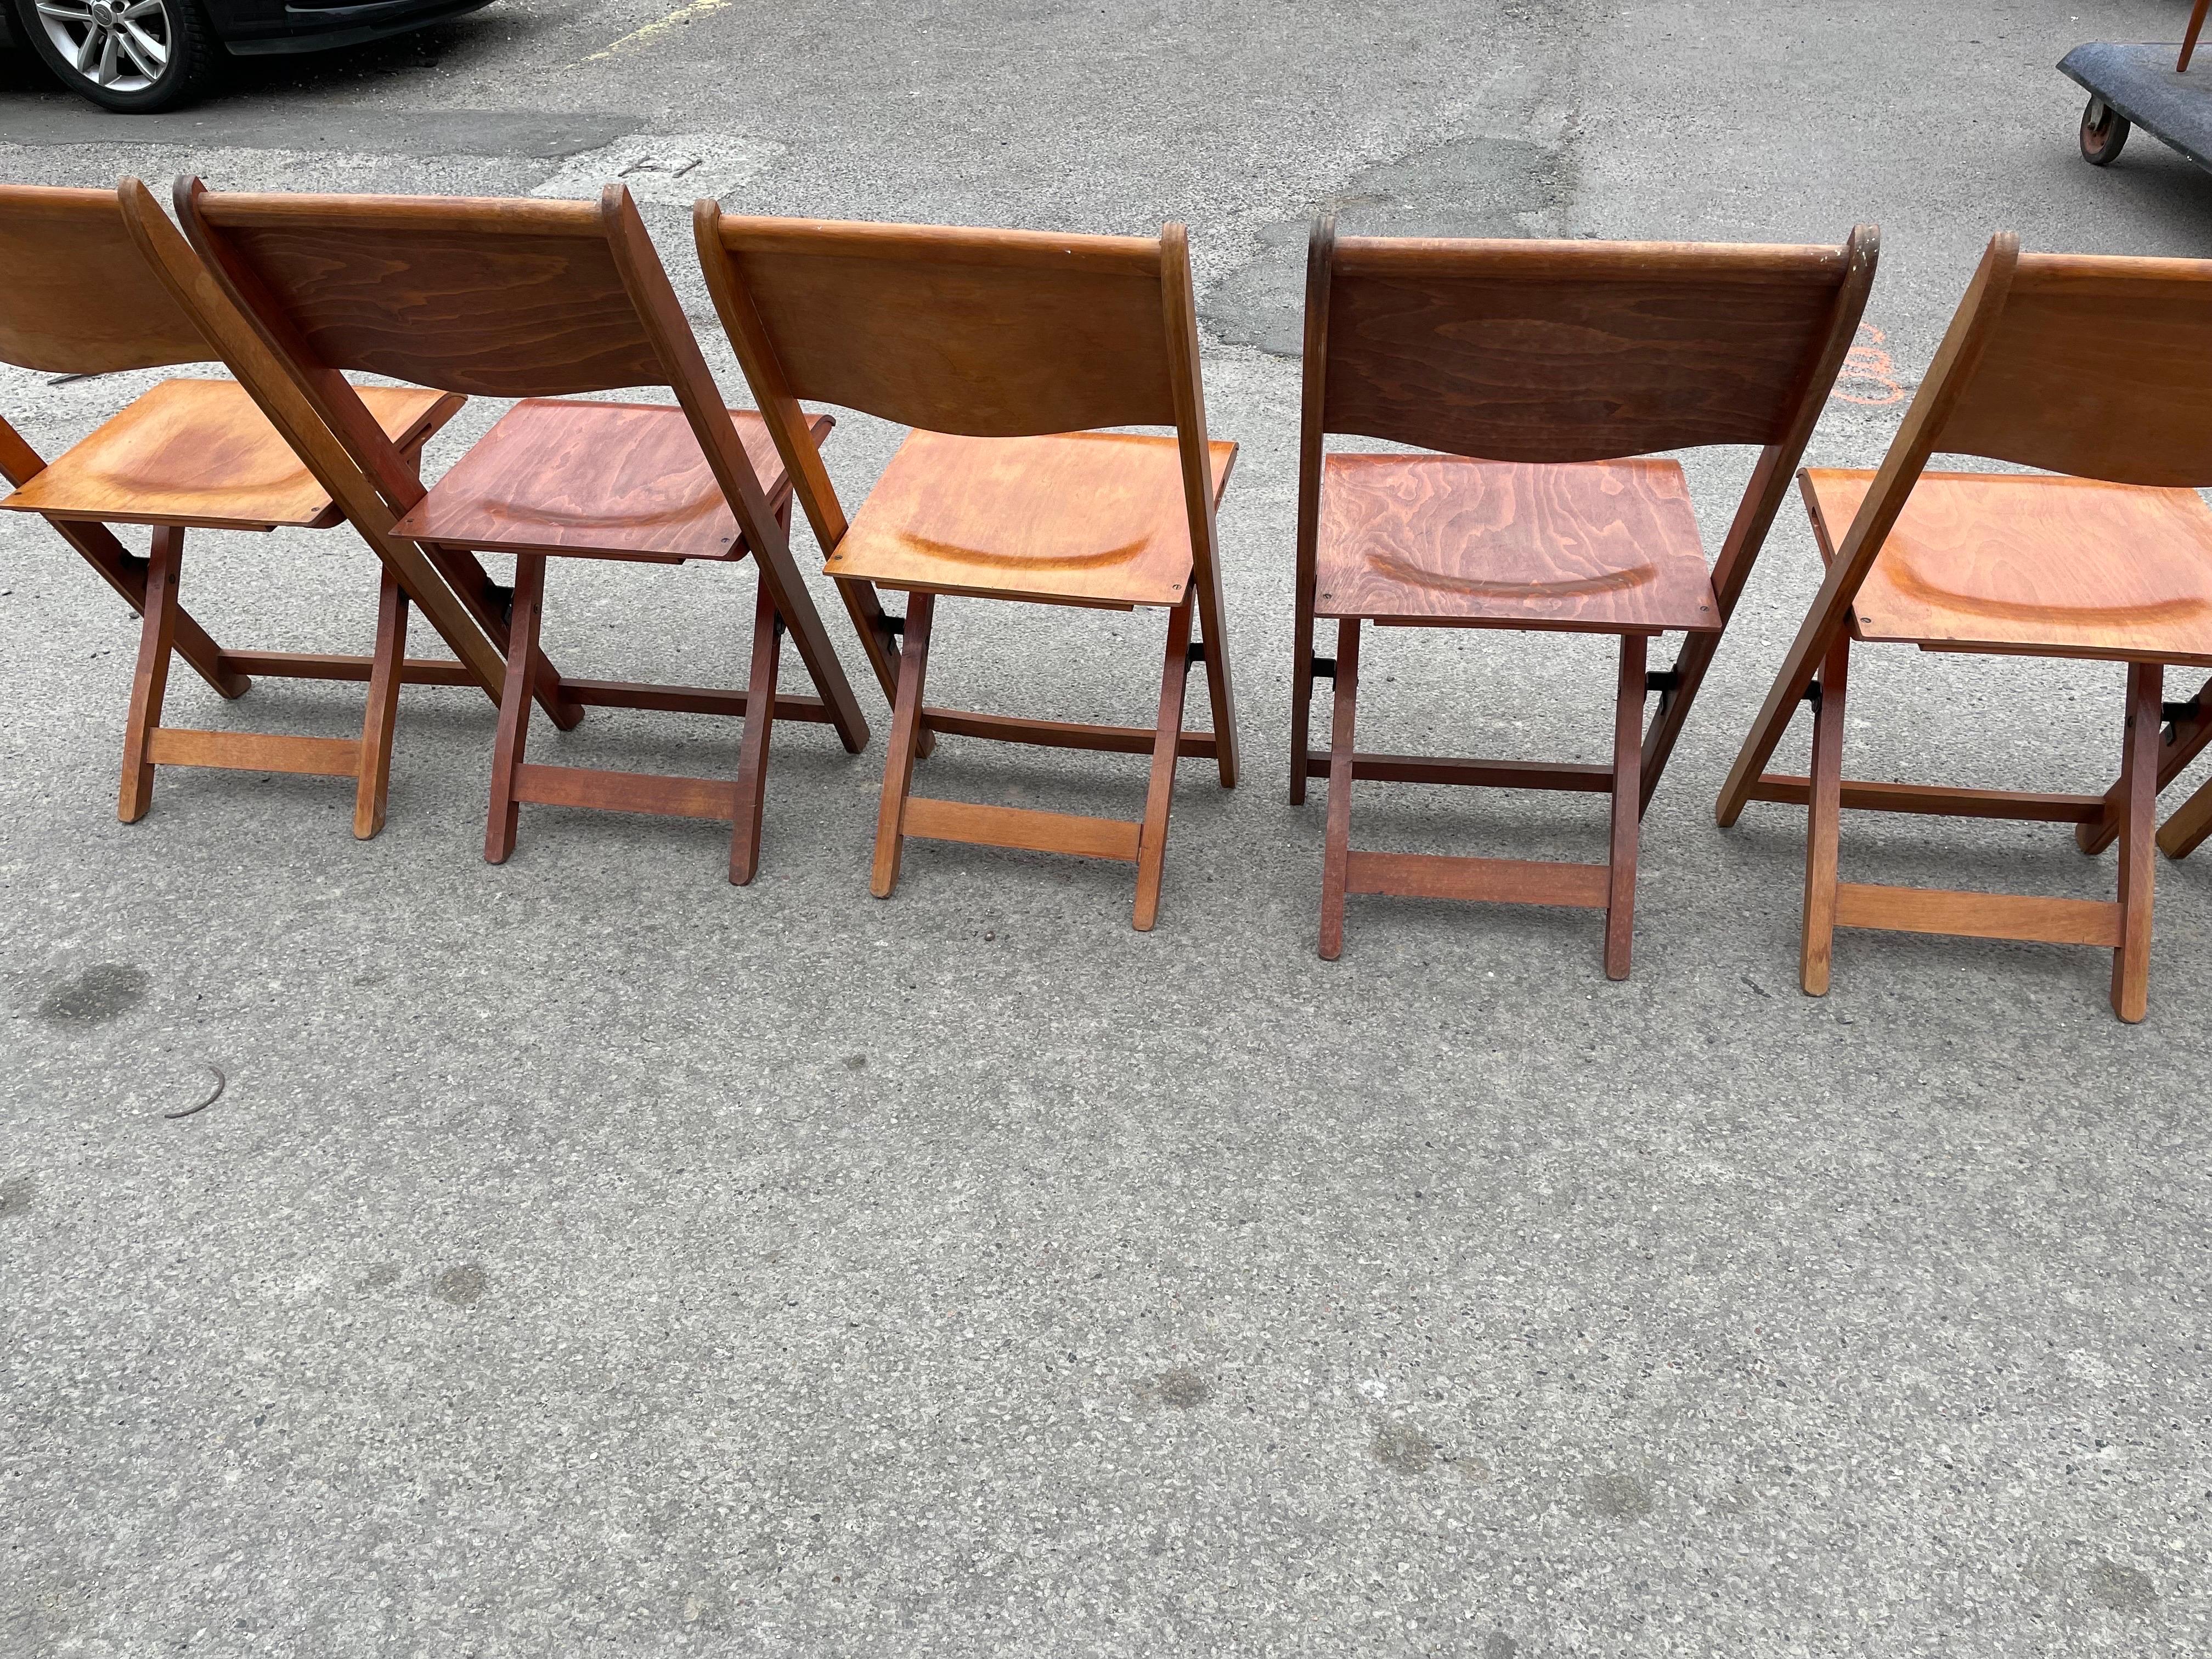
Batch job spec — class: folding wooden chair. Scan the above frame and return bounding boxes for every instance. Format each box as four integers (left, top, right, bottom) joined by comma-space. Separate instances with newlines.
173, 180, 874, 883
695, 210, 1237, 929
2183, 0, 2208, 74
0, 181, 516, 837
1294, 219, 1878, 974
1716, 235, 2212, 1023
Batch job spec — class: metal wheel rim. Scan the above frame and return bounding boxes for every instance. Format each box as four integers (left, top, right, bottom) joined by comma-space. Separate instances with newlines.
35, 0, 172, 93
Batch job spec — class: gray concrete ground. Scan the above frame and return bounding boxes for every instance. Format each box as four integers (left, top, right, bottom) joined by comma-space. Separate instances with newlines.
4, 1, 2211, 1652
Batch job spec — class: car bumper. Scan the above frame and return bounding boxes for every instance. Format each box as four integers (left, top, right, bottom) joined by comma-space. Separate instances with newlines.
219, 0, 498, 55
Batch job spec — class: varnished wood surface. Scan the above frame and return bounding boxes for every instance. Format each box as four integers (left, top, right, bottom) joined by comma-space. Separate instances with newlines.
143, 727, 362, 777
1749, 774, 2107, 822
0, 185, 209, 375
1942, 252, 2212, 488
513, 763, 737, 821
1342, 850, 1610, 907
1802, 468, 2212, 665
707, 216, 1178, 437
1831, 883, 2124, 947
4, 379, 461, 531
193, 194, 666, 397
2112, 661, 2162, 1020
392, 402, 827, 562
1313, 454, 1720, 633
1322, 236, 1849, 461
827, 430, 1235, 608
901, 796, 1143, 862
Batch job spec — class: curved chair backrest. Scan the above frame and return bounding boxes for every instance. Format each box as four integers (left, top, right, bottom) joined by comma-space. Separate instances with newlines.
698, 215, 1185, 438
1936, 247, 2212, 488
0, 184, 211, 376
1308, 229, 1865, 464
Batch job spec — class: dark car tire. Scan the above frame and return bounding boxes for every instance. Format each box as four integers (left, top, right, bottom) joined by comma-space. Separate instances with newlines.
13, 0, 223, 111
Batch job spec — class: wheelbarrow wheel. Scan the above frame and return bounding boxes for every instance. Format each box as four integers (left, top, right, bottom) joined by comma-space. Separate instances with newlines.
2081, 95, 2131, 166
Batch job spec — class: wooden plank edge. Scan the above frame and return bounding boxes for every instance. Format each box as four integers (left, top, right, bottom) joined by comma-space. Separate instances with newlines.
1833, 881, 2123, 946
901, 795, 1141, 862
1345, 849, 1610, 907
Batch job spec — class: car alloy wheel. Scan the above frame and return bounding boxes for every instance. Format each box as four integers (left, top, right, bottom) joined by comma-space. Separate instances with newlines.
34, 0, 173, 94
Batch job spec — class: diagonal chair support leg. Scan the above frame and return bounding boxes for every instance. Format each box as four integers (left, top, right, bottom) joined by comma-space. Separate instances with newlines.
484, 554, 548, 865
1318, 617, 1362, 961
1133, 598, 1195, 932
730, 581, 785, 887
1799, 634, 1851, 995
119, 524, 184, 823
1604, 635, 1647, 980
2112, 661, 2162, 1022
872, 591, 935, 898
353, 569, 410, 841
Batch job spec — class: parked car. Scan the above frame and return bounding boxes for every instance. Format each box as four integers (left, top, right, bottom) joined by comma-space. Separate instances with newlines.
4, 0, 495, 112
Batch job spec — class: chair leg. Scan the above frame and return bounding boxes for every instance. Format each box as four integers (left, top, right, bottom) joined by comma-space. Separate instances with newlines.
484, 554, 546, 865
2112, 661, 2163, 1023
1133, 599, 1195, 932
1318, 617, 1362, 961
1604, 635, 1647, 980
871, 590, 934, 899
1800, 634, 1851, 995
730, 580, 785, 887
354, 569, 410, 841
1289, 627, 1315, 808
119, 524, 183, 824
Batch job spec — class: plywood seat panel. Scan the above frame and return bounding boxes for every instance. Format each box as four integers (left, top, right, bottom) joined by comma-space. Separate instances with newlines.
392, 400, 826, 563
1313, 454, 1721, 634
1804, 468, 2212, 665
824, 428, 1235, 608
2, 377, 460, 531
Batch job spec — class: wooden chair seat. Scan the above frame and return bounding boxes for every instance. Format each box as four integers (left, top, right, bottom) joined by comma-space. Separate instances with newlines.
2, 377, 460, 532
391, 399, 828, 563
1313, 454, 1722, 635
1803, 468, 2212, 665
825, 429, 1235, 608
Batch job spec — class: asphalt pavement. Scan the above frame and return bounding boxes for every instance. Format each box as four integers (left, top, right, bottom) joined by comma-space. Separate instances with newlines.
4, 2, 2211, 1654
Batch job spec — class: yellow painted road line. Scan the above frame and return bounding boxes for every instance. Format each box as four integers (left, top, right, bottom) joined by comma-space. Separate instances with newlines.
586, 0, 731, 62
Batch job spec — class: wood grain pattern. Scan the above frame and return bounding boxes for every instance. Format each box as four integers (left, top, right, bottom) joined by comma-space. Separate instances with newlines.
1801, 468, 2212, 665
1750, 774, 2106, 822
1831, 883, 2123, 947
193, 195, 664, 397
827, 430, 1234, 608
0, 184, 208, 375
143, 728, 363, 776
1942, 253, 2212, 488
512, 763, 736, 820
901, 796, 1143, 862
1604, 634, 1645, 978
1313, 454, 1719, 633
2112, 661, 2160, 1021
1342, 851, 1611, 907
392, 402, 826, 562
1322, 236, 1849, 461
119, 523, 182, 822
4, 379, 460, 531
706, 216, 1177, 437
